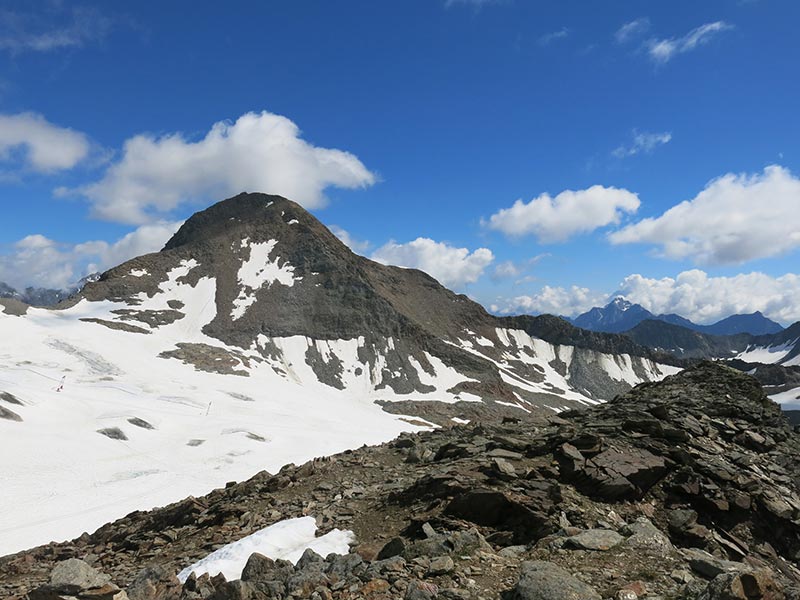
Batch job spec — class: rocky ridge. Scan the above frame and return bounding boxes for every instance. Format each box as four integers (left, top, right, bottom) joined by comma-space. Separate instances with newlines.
4, 362, 800, 599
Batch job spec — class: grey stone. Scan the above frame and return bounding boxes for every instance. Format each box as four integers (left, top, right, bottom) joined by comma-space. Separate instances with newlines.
493, 457, 517, 478
296, 547, 324, 570
240, 553, 277, 582
326, 553, 363, 580
565, 529, 624, 551
126, 565, 180, 600
508, 561, 601, 600
681, 548, 745, 579
621, 517, 673, 555
698, 568, 784, 600
422, 522, 437, 538
427, 556, 454, 576
49, 558, 112, 594
406, 579, 439, 600
376, 537, 406, 560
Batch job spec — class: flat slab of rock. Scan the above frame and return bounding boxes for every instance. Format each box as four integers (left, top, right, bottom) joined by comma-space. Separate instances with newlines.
508, 561, 601, 600
558, 443, 669, 500
565, 529, 624, 551
682, 548, 745, 579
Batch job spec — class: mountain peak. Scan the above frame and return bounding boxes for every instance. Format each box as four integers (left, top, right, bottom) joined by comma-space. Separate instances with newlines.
610, 296, 633, 311
162, 193, 329, 252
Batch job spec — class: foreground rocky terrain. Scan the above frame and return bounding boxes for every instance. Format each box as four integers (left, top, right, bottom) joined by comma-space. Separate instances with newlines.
3, 362, 800, 599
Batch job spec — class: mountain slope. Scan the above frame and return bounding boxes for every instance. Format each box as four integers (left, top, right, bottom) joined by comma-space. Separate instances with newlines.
735, 321, 800, 366
701, 311, 784, 336
0, 192, 680, 557
624, 319, 752, 359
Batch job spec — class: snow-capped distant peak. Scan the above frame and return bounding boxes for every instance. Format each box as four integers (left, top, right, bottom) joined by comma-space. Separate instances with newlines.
611, 297, 632, 312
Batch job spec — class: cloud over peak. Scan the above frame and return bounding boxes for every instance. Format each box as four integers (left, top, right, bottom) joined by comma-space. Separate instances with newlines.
616, 270, 800, 325
371, 238, 494, 289
70, 111, 377, 225
494, 269, 800, 325
484, 185, 640, 242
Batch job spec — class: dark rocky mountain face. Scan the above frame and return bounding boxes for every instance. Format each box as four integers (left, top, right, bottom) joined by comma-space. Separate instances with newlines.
569, 297, 657, 334
5, 363, 800, 599
702, 312, 784, 336
624, 319, 753, 360
78, 193, 679, 409
624, 319, 800, 367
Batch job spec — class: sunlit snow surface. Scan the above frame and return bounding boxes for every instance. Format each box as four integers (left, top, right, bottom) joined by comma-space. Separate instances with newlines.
177, 516, 354, 582
736, 339, 799, 365
231, 239, 300, 320
0, 261, 422, 556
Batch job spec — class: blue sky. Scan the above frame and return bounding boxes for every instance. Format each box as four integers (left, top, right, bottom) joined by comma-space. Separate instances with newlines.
1, 0, 799, 324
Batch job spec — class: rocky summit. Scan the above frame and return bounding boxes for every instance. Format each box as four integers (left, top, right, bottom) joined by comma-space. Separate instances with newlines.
76, 192, 681, 410
4, 362, 800, 599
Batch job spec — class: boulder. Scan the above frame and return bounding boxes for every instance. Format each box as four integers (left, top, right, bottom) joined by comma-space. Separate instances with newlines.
558, 444, 669, 500
126, 565, 180, 600
49, 559, 112, 594
426, 556, 454, 576
621, 517, 673, 555
699, 568, 785, 599
565, 529, 623, 551
507, 561, 601, 600
682, 548, 745, 579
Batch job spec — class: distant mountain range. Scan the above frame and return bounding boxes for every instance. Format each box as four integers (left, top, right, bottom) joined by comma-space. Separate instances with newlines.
622, 317, 800, 383
0, 273, 100, 307
567, 297, 784, 336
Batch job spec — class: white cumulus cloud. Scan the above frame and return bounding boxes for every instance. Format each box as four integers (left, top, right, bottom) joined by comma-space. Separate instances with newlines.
494, 285, 607, 317
493, 269, 800, 325
0, 221, 182, 290
617, 270, 800, 325
484, 185, 640, 242
70, 111, 377, 225
371, 238, 494, 289
0, 112, 91, 172
612, 130, 672, 158
609, 165, 800, 265
647, 21, 732, 64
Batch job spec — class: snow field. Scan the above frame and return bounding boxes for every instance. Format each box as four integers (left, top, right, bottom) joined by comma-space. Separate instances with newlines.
177, 516, 354, 582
